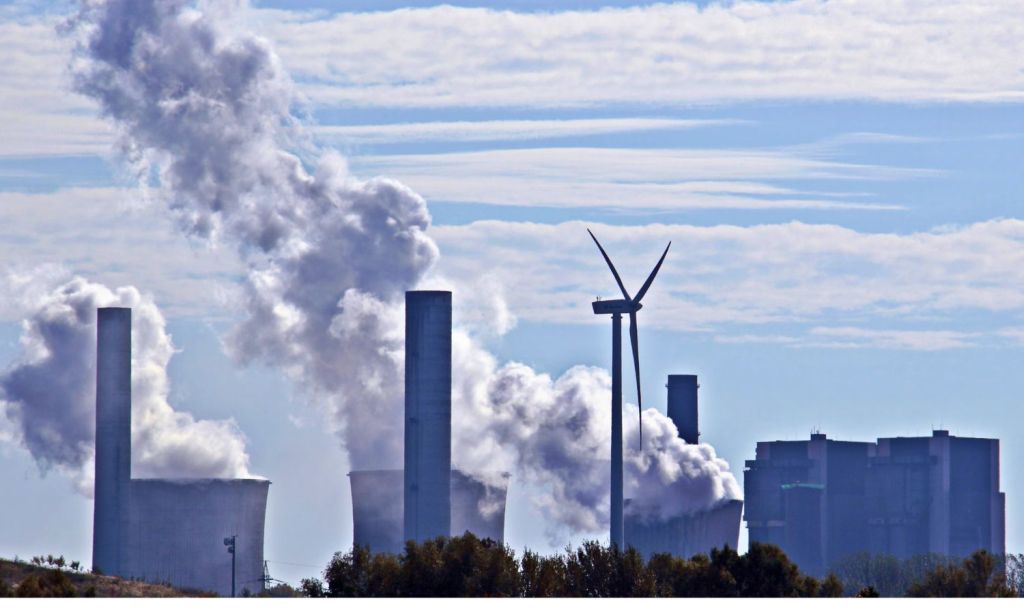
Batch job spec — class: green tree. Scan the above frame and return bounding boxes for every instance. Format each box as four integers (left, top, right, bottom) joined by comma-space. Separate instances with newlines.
520, 550, 566, 597
611, 547, 655, 596
399, 538, 444, 596
907, 550, 1017, 597
831, 551, 957, 596
307, 532, 874, 598
1005, 553, 1024, 595
324, 545, 373, 596
729, 543, 817, 597
366, 553, 401, 596
299, 577, 324, 597
564, 541, 615, 596
819, 574, 844, 597
259, 582, 303, 597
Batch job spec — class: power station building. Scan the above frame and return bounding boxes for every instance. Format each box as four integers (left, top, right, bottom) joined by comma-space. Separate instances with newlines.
744, 430, 1005, 576
624, 375, 743, 559
347, 291, 509, 554
92, 308, 269, 596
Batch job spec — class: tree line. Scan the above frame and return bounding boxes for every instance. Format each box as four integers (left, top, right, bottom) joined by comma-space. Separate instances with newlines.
292, 532, 1020, 598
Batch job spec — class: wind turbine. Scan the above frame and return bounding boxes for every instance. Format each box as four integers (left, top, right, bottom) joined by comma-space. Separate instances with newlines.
587, 228, 671, 548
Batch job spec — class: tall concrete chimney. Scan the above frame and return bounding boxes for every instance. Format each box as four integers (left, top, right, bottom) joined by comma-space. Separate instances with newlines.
93, 307, 131, 575
403, 291, 452, 543
667, 374, 699, 444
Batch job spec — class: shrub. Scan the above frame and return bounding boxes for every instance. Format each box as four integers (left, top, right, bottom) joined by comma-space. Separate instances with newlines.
299, 577, 324, 597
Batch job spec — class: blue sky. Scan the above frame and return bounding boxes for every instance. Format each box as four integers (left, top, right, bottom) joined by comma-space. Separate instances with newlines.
1, 0, 1023, 584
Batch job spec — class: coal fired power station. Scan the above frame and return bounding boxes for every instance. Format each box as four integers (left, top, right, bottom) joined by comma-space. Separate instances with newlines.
347, 291, 509, 553
92, 308, 269, 596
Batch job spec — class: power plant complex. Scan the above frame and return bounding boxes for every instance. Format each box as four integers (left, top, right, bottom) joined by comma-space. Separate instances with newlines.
84, 288, 1006, 594
92, 308, 269, 596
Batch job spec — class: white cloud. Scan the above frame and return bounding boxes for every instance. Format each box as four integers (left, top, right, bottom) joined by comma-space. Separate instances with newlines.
0, 17, 112, 157
259, 1, 1024, 108
805, 327, 978, 351
315, 117, 738, 144
430, 219, 1024, 342
7, 191, 1024, 349
0, 275, 254, 495
0, 188, 244, 320
354, 147, 923, 211
4, 1, 1021, 158
714, 334, 802, 345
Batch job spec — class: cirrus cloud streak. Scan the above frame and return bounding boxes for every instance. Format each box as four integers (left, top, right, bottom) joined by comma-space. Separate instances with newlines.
261, 0, 1024, 108
431, 218, 1024, 346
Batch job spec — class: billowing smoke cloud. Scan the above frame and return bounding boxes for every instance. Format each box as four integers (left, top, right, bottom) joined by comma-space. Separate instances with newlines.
68, 0, 739, 535
451, 330, 740, 533
0, 274, 252, 496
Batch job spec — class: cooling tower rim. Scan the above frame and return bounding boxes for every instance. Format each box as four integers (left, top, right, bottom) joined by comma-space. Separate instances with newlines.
130, 477, 271, 485
348, 468, 402, 477
624, 497, 744, 519
452, 468, 511, 479
405, 290, 452, 297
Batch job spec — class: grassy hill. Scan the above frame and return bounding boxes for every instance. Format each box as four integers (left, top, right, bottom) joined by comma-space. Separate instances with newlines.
0, 557, 214, 597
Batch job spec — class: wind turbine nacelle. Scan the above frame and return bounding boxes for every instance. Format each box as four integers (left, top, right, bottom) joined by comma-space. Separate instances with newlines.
592, 299, 638, 315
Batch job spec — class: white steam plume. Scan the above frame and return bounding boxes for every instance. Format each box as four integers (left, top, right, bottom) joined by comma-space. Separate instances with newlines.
0, 274, 252, 496
68, 0, 739, 535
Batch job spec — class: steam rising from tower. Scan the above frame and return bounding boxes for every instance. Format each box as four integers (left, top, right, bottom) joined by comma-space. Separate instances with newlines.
0, 275, 251, 495
66, 0, 742, 540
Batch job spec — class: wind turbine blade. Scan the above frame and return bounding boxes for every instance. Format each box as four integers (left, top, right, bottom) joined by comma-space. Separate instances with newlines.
587, 228, 632, 302
633, 242, 671, 304
629, 311, 643, 448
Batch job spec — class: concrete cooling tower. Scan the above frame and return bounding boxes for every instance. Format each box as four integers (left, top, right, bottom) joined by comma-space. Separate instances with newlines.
92, 308, 270, 596
349, 470, 405, 555
624, 499, 744, 560
349, 469, 509, 554
624, 374, 743, 560
123, 479, 269, 595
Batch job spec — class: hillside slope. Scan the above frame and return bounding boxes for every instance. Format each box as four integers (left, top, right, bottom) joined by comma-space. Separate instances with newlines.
0, 558, 214, 597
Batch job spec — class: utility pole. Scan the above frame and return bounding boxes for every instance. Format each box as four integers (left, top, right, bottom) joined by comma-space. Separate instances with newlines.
223, 535, 236, 597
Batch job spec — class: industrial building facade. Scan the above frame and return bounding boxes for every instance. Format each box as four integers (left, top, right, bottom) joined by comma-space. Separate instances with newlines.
744, 430, 1005, 576
92, 308, 270, 596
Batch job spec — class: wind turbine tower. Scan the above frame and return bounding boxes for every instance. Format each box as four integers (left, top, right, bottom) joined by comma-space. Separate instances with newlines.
587, 229, 670, 548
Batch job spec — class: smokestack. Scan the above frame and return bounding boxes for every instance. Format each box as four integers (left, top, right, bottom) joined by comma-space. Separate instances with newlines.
404, 291, 452, 543
667, 375, 699, 444
93, 307, 131, 575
